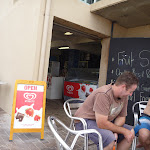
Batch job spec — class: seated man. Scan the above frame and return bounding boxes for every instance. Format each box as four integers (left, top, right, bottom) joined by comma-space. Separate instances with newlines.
74, 71, 139, 150
134, 99, 150, 150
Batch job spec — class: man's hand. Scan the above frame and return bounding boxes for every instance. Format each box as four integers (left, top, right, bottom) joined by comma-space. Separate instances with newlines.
95, 112, 135, 143
123, 129, 135, 143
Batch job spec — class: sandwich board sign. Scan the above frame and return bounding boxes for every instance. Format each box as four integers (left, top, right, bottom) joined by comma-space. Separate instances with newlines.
9, 80, 46, 141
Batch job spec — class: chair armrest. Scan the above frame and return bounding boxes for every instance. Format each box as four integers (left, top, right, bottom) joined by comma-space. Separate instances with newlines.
68, 116, 87, 130
72, 129, 103, 150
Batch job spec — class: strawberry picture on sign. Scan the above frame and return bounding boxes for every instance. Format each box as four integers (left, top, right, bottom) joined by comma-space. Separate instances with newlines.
25, 108, 34, 117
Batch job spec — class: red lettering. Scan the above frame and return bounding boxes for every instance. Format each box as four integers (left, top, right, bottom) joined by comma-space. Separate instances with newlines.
24, 85, 37, 91
24, 86, 27, 90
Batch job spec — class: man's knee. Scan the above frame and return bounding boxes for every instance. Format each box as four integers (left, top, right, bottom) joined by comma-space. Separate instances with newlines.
88, 129, 115, 148
104, 141, 114, 150
139, 129, 150, 144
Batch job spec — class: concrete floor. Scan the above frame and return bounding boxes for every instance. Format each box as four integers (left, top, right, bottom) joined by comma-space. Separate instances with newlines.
0, 99, 143, 150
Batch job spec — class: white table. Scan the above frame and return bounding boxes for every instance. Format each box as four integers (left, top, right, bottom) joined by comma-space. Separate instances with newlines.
0, 81, 7, 85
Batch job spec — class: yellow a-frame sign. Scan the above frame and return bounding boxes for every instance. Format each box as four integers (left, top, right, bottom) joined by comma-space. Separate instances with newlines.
10, 80, 46, 141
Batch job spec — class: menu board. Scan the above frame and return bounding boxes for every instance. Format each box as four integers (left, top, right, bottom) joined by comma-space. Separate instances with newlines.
106, 38, 150, 125
10, 80, 46, 140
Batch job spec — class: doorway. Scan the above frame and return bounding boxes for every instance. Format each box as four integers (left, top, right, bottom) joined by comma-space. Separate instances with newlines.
45, 23, 102, 124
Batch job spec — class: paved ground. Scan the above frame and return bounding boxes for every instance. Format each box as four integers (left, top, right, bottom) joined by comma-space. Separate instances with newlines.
0, 99, 143, 150
0, 99, 87, 150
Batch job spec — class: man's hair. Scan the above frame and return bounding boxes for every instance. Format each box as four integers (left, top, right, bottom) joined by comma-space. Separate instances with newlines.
115, 71, 139, 90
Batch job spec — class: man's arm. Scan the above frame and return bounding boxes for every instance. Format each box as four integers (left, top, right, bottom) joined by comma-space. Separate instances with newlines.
95, 112, 134, 142
114, 116, 125, 126
113, 116, 126, 141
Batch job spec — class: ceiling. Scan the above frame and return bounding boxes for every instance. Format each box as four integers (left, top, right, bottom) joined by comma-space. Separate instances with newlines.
91, 0, 150, 28
51, 24, 101, 55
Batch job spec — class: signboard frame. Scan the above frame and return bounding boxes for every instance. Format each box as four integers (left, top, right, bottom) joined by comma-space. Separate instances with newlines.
9, 80, 46, 141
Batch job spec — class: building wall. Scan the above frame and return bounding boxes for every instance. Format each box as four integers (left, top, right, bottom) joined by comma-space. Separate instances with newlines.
113, 24, 150, 38
126, 25, 150, 37
51, 0, 112, 36
0, 0, 44, 114
0, 0, 13, 17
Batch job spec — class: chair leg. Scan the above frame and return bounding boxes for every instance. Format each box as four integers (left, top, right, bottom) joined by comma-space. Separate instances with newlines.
83, 134, 88, 150
65, 131, 70, 142
65, 121, 74, 142
132, 137, 137, 150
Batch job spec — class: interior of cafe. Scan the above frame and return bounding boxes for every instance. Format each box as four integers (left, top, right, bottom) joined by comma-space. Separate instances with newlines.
46, 23, 102, 101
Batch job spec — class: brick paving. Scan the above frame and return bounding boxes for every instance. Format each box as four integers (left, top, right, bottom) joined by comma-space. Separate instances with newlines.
0, 99, 143, 150
0, 99, 87, 150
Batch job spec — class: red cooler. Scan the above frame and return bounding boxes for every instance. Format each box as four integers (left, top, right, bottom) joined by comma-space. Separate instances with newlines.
64, 81, 97, 100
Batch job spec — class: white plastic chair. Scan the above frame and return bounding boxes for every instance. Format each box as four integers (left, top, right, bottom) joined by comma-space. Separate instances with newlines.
47, 116, 103, 150
132, 101, 148, 150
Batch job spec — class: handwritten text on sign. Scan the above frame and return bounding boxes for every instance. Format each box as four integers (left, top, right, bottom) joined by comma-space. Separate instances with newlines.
111, 50, 150, 78
107, 38, 150, 103
107, 38, 150, 125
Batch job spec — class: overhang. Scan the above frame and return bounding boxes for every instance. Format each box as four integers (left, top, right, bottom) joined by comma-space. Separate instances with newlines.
91, 0, 150, 28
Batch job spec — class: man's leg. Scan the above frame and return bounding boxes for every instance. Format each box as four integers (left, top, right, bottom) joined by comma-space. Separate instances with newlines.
116, 124, 134, 150
134, 116, 150, 150
75, 119, 116, 150
103, 141, 114, 150
138, 128, 150, 150
117, 128, 134, 150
